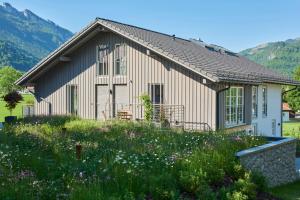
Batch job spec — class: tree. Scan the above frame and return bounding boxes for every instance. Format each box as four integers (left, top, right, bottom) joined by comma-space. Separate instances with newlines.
3, 91, 23, 115
285, 66, 300, 111
0, 66, 22, 95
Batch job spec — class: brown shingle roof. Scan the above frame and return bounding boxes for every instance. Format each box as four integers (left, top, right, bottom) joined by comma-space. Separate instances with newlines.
98, 18, 299, 85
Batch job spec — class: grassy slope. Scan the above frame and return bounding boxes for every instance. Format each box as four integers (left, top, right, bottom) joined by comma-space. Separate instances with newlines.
270, 181, 300, 200
0, 94, 34, 122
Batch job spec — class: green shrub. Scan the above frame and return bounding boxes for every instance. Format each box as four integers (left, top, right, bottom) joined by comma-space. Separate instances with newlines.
250, 172, 267, 192
17, 115, 78, 126
231, 172, 257, 200
139, 94, 153, 121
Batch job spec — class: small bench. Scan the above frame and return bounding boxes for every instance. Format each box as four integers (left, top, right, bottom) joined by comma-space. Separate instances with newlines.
117, 111, 132, 120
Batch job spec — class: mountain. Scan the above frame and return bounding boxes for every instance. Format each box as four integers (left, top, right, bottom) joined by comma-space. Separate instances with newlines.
240, 38, 300, 76
0, 2, 73, 71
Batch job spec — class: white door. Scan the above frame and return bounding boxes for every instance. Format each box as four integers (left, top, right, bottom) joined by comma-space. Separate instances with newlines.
96, 85, 109, 120
113, 85, 129, 117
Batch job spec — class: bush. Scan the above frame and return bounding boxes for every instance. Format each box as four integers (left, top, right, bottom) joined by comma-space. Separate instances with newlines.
17, 115, 78, 126
250, 172, 268, 192
3, 91, 23, 115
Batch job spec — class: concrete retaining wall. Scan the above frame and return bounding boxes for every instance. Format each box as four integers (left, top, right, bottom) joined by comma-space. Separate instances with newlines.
236, 138, 297, 187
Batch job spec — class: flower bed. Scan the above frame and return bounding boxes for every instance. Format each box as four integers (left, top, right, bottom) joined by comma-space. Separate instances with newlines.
0, 116, 273, 199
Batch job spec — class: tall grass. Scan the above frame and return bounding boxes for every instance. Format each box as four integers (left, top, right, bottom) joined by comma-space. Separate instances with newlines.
0, 116, 266, 199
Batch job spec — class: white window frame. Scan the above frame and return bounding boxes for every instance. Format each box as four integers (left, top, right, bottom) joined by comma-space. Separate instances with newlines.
262, 86, 268, 117
252, 86, 258, 118
96, 44, 108, 76
225, 87, 244, 127
114, 43, 127, 76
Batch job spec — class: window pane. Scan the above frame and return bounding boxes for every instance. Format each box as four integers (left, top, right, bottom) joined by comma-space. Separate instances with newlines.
262, 87, 267, 116
225, 87, 244, 127
68, 85, 78, 115
115, 44, 127, 75
252, 86, 258, 118
97, 45, 108, 76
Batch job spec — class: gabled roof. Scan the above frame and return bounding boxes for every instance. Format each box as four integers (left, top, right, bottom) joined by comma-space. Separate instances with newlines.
16, 18, 300, 86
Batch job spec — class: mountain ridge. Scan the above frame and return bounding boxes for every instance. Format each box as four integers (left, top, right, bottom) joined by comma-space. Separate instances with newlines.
0, 2, 73, 71
240, 38, 300, 76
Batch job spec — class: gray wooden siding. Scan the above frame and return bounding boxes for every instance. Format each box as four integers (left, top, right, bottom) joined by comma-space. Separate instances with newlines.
34, 32, 217, 130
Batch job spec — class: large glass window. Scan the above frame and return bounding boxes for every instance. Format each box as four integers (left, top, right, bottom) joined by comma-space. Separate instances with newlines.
114, 43, 127, 75
225, 87, 244, 127
252, 86, 258, 118
262, 86, 268, 117
67, 85, 78, 115
97, 45, 108, 76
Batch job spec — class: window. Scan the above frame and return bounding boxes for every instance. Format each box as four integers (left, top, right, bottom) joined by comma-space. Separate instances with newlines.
67, 85, 78, 115
148, 84, 164, 104
262, 86, 267, 117
97, 45, 108, 76
225, 87, 244, 127
114, 43, 127, 75
252, 86, 258, 118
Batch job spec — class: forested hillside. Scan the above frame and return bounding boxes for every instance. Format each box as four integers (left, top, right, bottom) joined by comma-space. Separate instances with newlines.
0, 2, 73, 71
240, 38, 300, 75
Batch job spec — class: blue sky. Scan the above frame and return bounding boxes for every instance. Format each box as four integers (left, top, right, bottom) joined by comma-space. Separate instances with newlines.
2, 0, 300, 52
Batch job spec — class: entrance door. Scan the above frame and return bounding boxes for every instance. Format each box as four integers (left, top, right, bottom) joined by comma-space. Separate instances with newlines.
96, 85, 109, 120
113, 85, 129, 117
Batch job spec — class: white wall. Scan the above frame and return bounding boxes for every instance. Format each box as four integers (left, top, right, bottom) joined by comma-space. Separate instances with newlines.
252, 84, 282, 137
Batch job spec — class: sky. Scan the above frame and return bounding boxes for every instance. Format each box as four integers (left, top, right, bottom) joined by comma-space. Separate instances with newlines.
2, 0, 300, 52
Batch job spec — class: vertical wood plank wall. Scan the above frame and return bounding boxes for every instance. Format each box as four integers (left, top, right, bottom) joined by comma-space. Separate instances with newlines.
34, 32, 217, 130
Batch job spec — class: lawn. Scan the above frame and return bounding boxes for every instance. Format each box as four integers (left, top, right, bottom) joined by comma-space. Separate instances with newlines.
270, 181, 300, 200
283, 118, 300, 138
0, 94, 34, 122
0, 116, 269, 200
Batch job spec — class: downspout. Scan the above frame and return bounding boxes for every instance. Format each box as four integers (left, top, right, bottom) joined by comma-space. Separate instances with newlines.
281, 86, 298, 137
216, 84, 230, 130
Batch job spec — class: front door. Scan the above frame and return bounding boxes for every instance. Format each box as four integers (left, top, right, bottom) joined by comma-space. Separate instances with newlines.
96, 85, 109, 120
113, 85, 129, 117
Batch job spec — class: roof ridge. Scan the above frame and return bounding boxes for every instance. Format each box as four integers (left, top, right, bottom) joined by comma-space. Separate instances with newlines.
95, 17, 191, 42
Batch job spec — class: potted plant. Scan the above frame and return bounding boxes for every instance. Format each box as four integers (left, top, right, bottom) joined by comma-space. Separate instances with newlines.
3, 91, 23, 123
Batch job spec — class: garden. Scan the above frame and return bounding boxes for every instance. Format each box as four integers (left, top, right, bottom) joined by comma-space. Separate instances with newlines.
0, 116, 279, 200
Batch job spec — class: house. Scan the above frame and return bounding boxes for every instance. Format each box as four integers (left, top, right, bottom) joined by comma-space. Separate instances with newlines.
16, 18, 300, 136
282, 103, 295, 122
